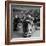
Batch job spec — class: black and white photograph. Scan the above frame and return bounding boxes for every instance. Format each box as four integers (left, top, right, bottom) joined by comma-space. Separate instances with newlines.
11, 4, 40, 38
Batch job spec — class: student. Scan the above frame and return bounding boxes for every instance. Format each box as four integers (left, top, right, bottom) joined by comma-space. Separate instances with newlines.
13, 15, 20, 31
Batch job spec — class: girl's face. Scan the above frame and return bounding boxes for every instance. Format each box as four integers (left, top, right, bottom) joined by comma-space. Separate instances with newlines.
15, 15, 18, 18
